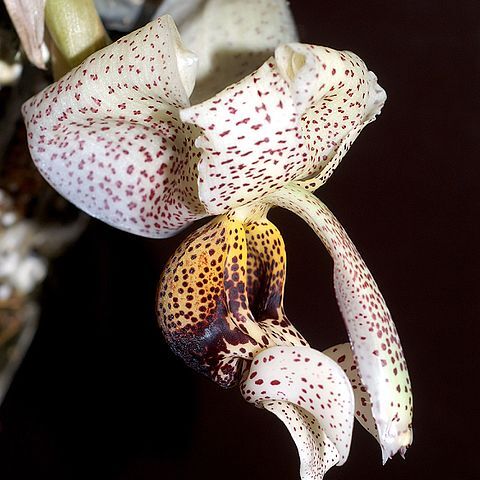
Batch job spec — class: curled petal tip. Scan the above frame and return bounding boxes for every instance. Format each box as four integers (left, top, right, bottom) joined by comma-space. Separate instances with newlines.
241, 346, 355, 478
380, 426, 413, 464
365, 70, 387, 121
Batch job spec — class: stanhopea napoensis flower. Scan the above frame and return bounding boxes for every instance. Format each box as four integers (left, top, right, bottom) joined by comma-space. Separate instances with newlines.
21, 1, 413, 478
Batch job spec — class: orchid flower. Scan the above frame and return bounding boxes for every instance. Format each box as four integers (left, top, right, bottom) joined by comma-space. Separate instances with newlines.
21, 1, 412, 478
3, 0, 109, 77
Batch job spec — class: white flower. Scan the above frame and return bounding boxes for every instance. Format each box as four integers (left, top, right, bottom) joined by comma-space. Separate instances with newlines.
21, 1, 412, 478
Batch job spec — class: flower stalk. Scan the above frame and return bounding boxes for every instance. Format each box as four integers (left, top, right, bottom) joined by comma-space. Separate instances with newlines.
44, 0, 109, 78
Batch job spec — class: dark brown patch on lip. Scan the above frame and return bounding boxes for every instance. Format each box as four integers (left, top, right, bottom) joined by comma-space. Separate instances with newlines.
157, 215, 308, 389
163, 291, 259, 388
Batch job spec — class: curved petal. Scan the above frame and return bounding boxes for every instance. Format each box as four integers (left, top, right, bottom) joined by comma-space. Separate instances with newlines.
4, 0, 46, 69
275, 44, 386, 191
167, 0, 298, 103
241, 346, 355, 479
324, 343, 379, 442
269, 184, 413, 461
181, 43, 385, 214
22, 16, 205, 238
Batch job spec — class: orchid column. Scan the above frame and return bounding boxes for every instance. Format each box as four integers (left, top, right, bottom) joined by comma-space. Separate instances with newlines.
21, 1, 412, 479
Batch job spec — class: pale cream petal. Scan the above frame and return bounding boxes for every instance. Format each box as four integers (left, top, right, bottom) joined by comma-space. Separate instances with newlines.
181, 43, 385, 214
269, 184, 413, 461
23, 17, 205, 238
275, 44, 386, 190
241, 346, 355, 478
4, 0, 46, 69
264, 401, 340, 480
324, 343, 379, 440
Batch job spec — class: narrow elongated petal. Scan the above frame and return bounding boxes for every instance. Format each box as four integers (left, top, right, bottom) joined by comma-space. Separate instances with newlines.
181, 44, 385, 214
23, 17, 205, 238
269, 184, 413, 461
4, 0, 46, 69
168, 0, 298, 103
241, 346, 355, 479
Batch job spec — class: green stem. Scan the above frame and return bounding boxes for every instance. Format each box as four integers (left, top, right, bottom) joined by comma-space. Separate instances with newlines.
45, 0, 109, 78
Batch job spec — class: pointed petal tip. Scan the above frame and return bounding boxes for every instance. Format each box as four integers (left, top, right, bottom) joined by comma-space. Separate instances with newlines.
380, 427, 413, 464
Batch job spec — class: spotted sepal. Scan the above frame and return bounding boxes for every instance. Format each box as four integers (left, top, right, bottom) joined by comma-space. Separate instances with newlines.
22, 16, 206, 238
269, 184, 413, 461
181, 43, 385, 215
241, 346, 355, 479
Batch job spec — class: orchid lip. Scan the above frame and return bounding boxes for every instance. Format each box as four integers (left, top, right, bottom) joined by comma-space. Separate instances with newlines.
157, 212, 308, 388
241, 345, 355, 478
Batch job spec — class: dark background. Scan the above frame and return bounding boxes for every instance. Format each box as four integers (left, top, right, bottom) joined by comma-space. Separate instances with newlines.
1, 1, 478, 479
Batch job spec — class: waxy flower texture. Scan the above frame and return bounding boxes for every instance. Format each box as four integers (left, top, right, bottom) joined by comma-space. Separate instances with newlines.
21, 1, 412, 478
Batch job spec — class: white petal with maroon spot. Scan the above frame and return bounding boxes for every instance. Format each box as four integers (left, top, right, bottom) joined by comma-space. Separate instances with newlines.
182, 43, 385, 215
263, 401, 340, 480
241, 346, 355, 478
22, 16, 207, 238
169, 0, 298, 103
269, 184, 413, 461
324, 343, 379, 441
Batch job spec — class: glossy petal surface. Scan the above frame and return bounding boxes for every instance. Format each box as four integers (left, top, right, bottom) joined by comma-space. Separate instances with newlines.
241, 346, 355, 479
23, 16, 205, 238
270, 184, 413, 460
181, 44, 385, 214
170, 0, 298, 103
